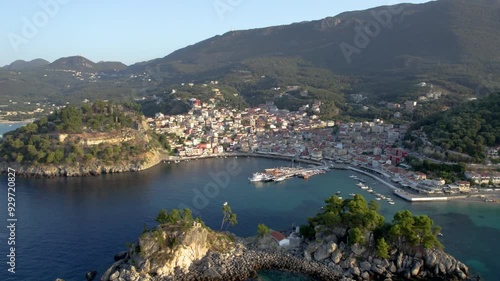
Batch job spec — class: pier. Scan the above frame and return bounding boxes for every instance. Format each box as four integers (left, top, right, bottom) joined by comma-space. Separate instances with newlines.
251, 165, 330, 182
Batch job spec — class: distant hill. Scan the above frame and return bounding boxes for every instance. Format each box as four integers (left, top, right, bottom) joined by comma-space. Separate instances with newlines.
48, 56, 127, 72
407, 92, 500, 162
5, 59, 49, 70
48, 56, 96, 71
96, 61, 127, 71
130, 0, 500, 97
3, 0, 500, 117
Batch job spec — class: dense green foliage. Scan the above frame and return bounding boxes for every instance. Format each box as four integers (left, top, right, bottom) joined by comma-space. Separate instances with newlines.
257, 224, 270, 237
302, 195, 384, 243
0, 101, 165, 166
301, 194, 443, 252
410, 93, 500, 160
221, 203, 238, 230
376, 238, 390, 259
155, 208, 195, 230
389, 210, 443, 250
405, 156, 467, 183
309, 195, 385, 233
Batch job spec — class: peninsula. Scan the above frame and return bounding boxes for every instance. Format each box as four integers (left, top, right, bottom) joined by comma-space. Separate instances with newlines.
0, 101, 171, 177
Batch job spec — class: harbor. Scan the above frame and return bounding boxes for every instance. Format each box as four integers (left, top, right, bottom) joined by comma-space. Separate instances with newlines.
349, 175, 396, 205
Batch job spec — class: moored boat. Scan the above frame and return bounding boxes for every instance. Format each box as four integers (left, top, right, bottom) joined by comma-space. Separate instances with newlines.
249, 173, 271, 182
273, 176, 287, 182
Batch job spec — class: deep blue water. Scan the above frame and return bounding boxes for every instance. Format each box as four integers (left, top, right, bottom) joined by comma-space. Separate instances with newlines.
0, 124, 499, 281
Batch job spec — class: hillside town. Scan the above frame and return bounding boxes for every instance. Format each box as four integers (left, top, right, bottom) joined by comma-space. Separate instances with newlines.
148, 100, 500, 198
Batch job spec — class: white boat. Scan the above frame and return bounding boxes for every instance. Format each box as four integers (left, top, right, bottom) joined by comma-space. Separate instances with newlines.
376, 198, 381, 201
438, 232, 443, 237
338, 197, 343, 200
349, 193, 356, 196
356, 183, 368, 189
388, 201, 395, 205
249, 173, 268, 182
367, 189, 374, 193
273, 176, 287, 182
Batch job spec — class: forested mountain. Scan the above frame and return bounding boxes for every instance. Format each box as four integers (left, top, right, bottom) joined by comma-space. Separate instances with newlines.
2, 0, 500, 118
0, 101, 171, 167
408, 92, 500, 161
48, 56, 127, 72
4, 59, 50, 70
131, 0, 500, 93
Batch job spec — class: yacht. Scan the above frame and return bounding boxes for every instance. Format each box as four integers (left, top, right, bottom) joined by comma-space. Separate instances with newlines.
388, 201, 395, 205
249, 173, 269, 182
356, 183, 368, 189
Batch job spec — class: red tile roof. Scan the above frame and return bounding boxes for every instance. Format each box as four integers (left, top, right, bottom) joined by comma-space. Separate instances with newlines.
271, 231, 286, 241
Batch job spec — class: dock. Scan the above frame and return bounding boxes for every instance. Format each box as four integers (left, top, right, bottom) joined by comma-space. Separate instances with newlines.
250, 165, 330, 182
348, 166, 452, 202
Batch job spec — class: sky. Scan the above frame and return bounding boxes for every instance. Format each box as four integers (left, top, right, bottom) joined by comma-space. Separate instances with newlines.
0, 0, 431, 67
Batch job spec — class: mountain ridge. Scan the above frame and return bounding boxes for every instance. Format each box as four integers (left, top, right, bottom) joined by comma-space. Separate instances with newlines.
2, 0, 500, 116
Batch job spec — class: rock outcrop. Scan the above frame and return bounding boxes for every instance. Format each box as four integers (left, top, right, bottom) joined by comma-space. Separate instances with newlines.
101, 223, 471, 281
0, 150, 162, 178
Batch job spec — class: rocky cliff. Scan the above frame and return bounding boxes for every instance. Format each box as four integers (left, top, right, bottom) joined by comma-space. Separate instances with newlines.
0, 150, 163, 177
101, 223, 471, 281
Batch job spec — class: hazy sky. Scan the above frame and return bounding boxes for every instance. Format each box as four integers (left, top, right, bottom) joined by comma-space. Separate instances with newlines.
1, 0, 431, 66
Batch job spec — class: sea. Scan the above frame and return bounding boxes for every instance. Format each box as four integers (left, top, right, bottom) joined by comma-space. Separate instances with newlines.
0, 124, 499, 281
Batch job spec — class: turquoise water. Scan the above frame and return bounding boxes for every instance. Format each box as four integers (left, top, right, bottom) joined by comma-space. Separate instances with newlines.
0, 125, 498, 280
0, 123, 25, 136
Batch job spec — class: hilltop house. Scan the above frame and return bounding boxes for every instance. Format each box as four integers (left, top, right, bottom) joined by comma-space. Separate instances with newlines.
270, 231, 289, 247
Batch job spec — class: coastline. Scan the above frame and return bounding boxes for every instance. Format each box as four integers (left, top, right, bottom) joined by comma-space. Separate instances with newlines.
0, 119, 35, 124
4, 150, 500, 206
347, 166, 500, 205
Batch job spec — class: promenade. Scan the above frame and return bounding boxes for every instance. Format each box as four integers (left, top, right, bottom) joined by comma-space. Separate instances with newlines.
347, 166, 451, 202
